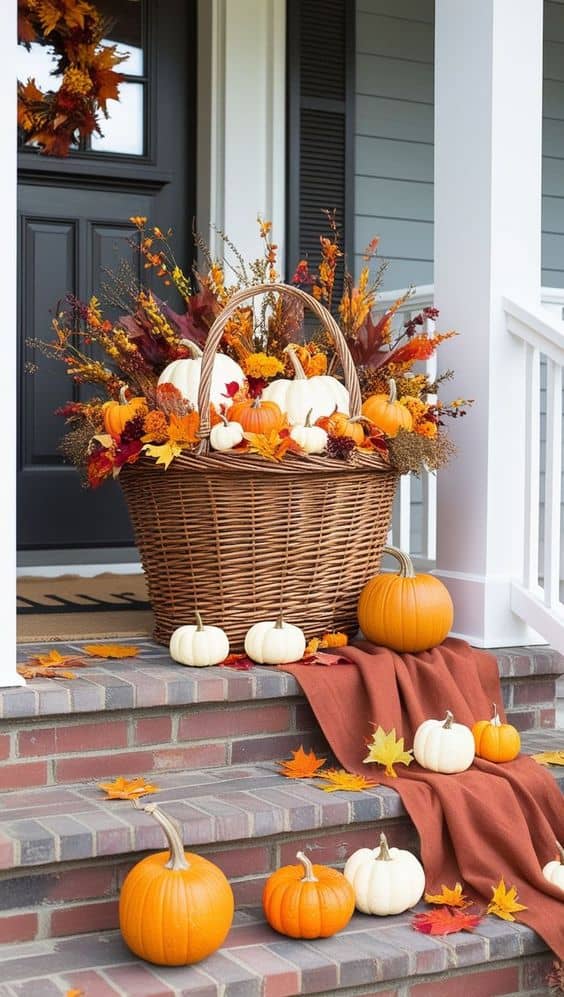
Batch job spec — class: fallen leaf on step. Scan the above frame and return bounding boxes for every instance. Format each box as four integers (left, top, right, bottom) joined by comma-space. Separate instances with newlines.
425, 882, 473, 909
17, 649, 90, 681
315, 769, 378, 792
66, 990, 84, 997
98, 776, 159, 800
363, 726, 414, 778
220, 653, 255, 670
412, 908, 483, 935
278, 746, 327, 779
83, 643, 140, 659
487, 878, 528, 921
531, 750, 564, 766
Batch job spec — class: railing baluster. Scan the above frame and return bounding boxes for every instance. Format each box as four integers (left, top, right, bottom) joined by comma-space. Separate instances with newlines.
523, 344, 541, 591
543, 357, 562, 608
398, 473, 412, 551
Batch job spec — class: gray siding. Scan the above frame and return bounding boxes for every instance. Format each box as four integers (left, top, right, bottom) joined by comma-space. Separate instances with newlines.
355, 0, 564, 290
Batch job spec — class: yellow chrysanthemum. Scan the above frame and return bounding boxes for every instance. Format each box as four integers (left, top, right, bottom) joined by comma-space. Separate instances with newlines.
243, 353, 284, 380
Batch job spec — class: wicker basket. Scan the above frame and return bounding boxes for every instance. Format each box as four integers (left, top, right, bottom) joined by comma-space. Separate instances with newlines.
120, 283, 398, 650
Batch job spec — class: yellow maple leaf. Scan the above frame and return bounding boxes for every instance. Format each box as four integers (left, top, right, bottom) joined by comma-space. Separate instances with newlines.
83, 643, 140, 659
278, 746, 327, 779
33, 650, 71, 667
244, 430, 293, 462
98, 776, 159, 800
531, 750, 564, 767
144, 441, 182, 469
425, 883, 472, 909
487, 878, 528, 921
316, 769, 377, 793
363, 726, 414, 778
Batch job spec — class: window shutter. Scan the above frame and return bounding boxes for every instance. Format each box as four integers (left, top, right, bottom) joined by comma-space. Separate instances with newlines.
286, 0, 355, 301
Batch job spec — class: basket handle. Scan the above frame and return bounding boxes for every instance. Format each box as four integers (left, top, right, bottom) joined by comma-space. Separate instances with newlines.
197, 282, 362, 441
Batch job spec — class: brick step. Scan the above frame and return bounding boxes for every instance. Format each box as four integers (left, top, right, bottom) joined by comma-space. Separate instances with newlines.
0, 729, 561, 944
0, 905, 554, 996
3, 639, 562, 789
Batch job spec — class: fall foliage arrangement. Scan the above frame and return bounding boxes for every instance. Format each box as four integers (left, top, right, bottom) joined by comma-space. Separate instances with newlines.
31, 213, 472, 489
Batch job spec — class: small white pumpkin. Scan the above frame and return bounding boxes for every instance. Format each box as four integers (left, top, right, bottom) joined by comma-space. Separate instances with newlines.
210, 415, 244, 452
158, 340, 243, 411
413, 710, 475, 773
244, 614, 306, 665
262, 347, 349, 425
170, 612, 229, 667
343, 832, 425, 916
542, 841, 564, 892
289, 409, 328, 454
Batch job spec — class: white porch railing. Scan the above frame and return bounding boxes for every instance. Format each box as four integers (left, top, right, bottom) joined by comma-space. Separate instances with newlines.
378, 286, 564, 653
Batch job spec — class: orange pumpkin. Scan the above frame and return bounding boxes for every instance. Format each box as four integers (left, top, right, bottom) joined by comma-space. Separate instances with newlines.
358, 545, 454, 653
119, 802, 234, 965
472, 704, 521, 762
361, 379, 412, 437
263, 850, 355, 939
102, 388, 146, 438
227, 398, 284, 435
327, 412, 366, 445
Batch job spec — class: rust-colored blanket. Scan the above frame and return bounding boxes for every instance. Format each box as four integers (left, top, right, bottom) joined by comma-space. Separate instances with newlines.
279, 637, 564, 957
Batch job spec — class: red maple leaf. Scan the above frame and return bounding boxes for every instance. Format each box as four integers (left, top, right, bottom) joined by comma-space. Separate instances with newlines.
220, 653, 255, 670
412, 908, 483, 936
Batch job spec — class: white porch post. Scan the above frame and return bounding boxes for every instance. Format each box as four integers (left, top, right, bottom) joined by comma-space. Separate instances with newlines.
433, 0, 545, 646
2, 7, 25, 687
197, 0, 286, 270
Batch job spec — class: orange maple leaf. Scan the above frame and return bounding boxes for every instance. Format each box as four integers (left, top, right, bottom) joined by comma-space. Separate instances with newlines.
83, 644, 140, 659
98, 776, 159, 800
487, 878, 528, 921
17, 649, 90, 681
412, 908, 482, 935
66, 990, 84, 997
17, 665, 78, 681
167, 411, 200, 446
315, 769, 377, 793
278, 746, 327, 779
425, 883, 473, 909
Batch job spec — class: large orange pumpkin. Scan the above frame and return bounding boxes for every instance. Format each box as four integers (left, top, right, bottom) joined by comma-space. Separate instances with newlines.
227, 398, 284, 435
119, 802, 234, 965
357, 545, 454, 653
472, 704, 521, 762
102, 387, 146, 438
361, 379, 412, 437
263, 850, 355, 939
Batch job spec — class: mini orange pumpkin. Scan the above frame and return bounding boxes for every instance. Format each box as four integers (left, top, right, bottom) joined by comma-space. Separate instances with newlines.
357, 545, 454, 653
119, 802, 234, 965
227, 398, 284, 435
472, 704, 521, 762
102, 387, 146, 438
327, 412, 366, 445
361, 379, 412, 437
263, 850, 355, 939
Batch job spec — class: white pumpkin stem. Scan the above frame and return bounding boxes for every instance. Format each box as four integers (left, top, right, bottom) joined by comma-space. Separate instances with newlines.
195, 610, 205, 632
491, 703, 501, 726
180, 338, 203, 358
285, 346, 307, 380
556, 840, 564, 864
381, 546, 416, 579
296, 850, 318, 882
275, 613, 285, 629
443, 710, 454, 730
133, 801, 190, 871
377, 832, 393, 861
388, 378, 398, 403
305, 409, 314, 428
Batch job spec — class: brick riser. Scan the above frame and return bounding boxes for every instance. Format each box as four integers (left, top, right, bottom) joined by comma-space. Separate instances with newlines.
0, 674, 557, 791
0, 818, 419, 943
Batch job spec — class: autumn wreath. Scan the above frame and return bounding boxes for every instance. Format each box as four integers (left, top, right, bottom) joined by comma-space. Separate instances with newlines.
17, 0, 127, 156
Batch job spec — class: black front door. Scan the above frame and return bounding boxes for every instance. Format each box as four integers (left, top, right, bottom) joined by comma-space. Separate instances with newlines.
17, 0, 196, 549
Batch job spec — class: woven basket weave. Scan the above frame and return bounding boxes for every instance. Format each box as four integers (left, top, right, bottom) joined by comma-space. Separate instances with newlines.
120, 283, 398, 649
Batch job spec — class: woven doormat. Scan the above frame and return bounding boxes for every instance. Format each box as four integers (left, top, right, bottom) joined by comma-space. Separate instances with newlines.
17, 573, 154, 642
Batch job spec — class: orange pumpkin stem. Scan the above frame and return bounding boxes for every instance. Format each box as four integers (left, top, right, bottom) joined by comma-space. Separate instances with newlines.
382, 545, 416, 579
443, 710, 454, 730
377, 832, 392, 861
133, 801, 190, 871
195, 611, 204, 632
556, 840, 564, 864
296, 850, 318, 882
388, 379, 398, 403
490, 703, 501, 726
118, 386, 129, 404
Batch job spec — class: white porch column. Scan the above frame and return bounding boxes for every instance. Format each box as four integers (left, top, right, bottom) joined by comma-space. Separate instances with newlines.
433, 0, 545, 646
2, 7, 25, 687
197, 0, 286, 271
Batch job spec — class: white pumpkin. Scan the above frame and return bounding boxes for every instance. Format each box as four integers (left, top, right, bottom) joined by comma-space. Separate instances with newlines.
413, 710, 475, 773
210, 416, 244, 452
542, 842, 564, 891
262, 347, 349, 425
343, 832, 425, 916
170, 612, 229, 667
158, 340, 243, 411
289, 409, 328, 454
244, 615, 306, 665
